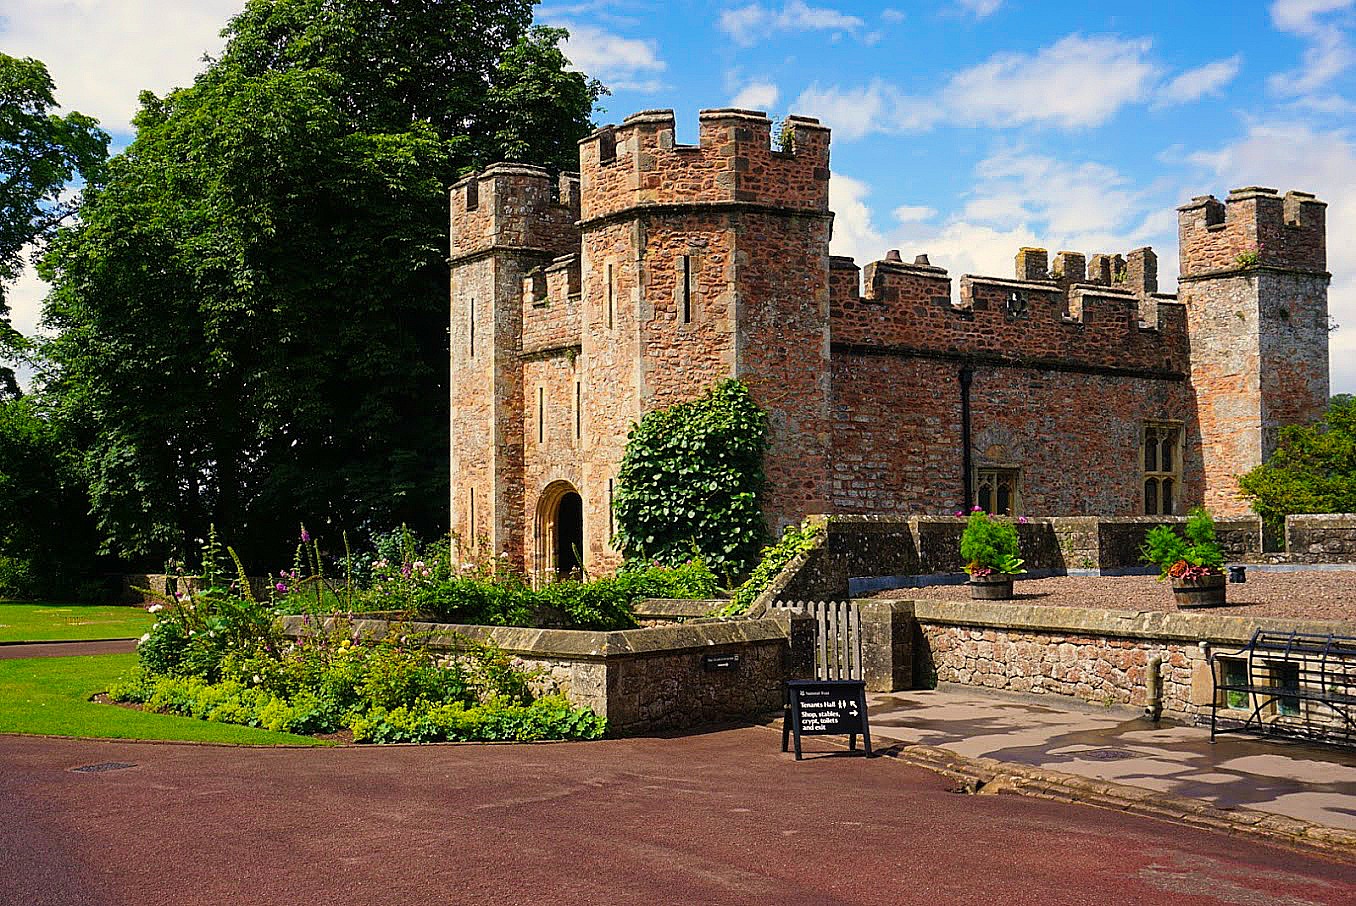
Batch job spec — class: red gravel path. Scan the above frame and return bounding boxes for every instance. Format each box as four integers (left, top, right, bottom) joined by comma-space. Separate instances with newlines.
879, 571, 1356, 623
2, 728, 1353, 905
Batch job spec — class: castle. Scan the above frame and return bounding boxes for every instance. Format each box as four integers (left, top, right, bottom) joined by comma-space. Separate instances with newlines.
449, 107, 1330, 578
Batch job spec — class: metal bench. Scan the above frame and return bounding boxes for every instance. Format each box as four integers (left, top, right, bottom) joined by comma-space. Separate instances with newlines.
1211, 629, 1356, 746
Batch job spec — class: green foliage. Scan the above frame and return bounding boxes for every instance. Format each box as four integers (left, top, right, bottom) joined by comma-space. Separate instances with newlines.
349, 695, 606, 744
960, 510, 1025, 576
0, 398, 103, 598
613, 380, 770, 578
415, 561, 718, 630
37, 1, 602, 568
1140, 508, 1225, 579
0, 53, 108, 395
720, 520, 825, 617
1238, 396, 1356, 536
122, 588, 606, 743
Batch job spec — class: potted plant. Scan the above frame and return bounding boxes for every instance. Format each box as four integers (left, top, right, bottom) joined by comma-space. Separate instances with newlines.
1141, 508, 1227, 607
960, 508, 1026, 600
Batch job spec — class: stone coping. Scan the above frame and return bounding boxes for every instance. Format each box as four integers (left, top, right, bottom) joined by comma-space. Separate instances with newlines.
279, 615, 786, 660
875, 598, 1356, 646
632, 599, 721, 618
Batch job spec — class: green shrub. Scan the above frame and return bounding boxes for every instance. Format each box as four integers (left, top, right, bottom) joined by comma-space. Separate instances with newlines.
959, 510, 1025, 576
720, 520, 825, 616
613, 380, 770, 578
349, 695, 605, 744
1141, 508, 1225, 580
413, 561, 717, 631
1237, 396, 1356, 537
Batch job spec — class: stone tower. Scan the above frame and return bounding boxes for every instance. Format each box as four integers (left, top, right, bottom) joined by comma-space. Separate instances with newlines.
449, 164, 580, 566
574, 108, 836, 568
1178, 187, 1330, 515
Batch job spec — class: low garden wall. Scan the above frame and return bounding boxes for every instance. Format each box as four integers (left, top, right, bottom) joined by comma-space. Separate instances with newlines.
1284, 514, 1356, 563
280, 613, 813, 735
883, 599, 1356, 721
756, 514, 1266, 603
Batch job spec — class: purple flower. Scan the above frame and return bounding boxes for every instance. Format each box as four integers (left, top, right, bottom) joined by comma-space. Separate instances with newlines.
275, 582, 287, 592
301, 529, 311, 542
401, 564, 412, 578
971, 505, 983, 512
1018, 516, 1029, 524
954, 511, 964, 517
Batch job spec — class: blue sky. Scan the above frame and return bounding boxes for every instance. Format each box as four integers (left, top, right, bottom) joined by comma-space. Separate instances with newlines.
3, 0, 1354, 392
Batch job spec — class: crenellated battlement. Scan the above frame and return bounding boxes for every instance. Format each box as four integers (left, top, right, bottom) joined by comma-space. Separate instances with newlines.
1178, 186, 1326, 279
577, 108, 831, 224
450, 164, 580, 261
521, 254, 582, 355
829, 249, 1187, 374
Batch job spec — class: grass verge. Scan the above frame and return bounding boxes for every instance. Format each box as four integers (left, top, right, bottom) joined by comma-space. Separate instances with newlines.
0, 653, 324, 745
0, 602, 153, 643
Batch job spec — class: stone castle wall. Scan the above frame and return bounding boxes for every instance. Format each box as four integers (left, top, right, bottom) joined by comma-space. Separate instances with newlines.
449, 106, 1331, 577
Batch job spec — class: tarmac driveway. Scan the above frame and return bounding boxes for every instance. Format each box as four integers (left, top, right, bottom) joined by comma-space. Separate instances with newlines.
3, 727, 1354, 906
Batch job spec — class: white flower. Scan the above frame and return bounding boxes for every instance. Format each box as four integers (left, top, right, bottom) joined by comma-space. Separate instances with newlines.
413, 560, 425, 570
208, 630, 216, 638
147, 603, 164, 613
252, 674, 262, 684
138, 632, 151, 646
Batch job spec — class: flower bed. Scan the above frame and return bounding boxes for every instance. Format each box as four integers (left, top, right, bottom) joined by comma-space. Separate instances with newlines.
112, 585, 606, 744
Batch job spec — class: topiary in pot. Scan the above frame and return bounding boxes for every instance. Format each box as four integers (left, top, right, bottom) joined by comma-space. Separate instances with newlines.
1141, 508, 1227, 607
960, 509, 1026, 600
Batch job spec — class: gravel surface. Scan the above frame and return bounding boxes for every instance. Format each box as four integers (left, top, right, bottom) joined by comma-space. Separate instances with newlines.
873, 570, 1356, 624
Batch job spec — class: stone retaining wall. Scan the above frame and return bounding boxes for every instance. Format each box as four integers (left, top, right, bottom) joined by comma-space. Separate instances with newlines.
279, 614, 806, 735
888, 599, 1356, 720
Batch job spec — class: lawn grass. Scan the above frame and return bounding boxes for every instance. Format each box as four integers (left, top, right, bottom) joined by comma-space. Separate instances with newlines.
0, 602, 153, 643
0, 653, 324, 745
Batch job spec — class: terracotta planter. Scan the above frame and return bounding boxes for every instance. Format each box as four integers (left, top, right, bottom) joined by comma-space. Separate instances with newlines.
1171, 573, 1227, 607
969, 573, 1014, 600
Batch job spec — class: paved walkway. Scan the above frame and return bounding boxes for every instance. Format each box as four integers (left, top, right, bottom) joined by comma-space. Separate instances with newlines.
3, 728, 1355, 906
0, 639, 137, 659
868, 685, 1356, 831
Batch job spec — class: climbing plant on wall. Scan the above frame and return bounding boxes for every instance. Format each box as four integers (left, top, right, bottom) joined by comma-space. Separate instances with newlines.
613, 379, 769, 579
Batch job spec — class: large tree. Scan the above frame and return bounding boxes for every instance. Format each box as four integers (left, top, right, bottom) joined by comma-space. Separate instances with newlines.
40, 0, 602, 566
0, 53, 107, 396
1238, 395, 1356, 536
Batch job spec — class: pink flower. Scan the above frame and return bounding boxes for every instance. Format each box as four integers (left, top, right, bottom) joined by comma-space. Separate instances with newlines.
275, 582, 287, 592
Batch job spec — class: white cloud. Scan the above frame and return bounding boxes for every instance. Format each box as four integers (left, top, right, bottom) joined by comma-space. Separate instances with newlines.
1188, 121, 1356, 393
956, 0, 1003, 18
730, 80, 779, 110
892, 204, 937, 223
1267, 0, 1356, 97
795, 80, 940, 139
880, 8, 906, 24
1155, 55, 1244, 106
796, 34, 1161, 136
829, 151, 1176, 302
945, 35, 1162, 129
555, 22, 667, 91
718, 1, 864, 47
0, 1, 243, 132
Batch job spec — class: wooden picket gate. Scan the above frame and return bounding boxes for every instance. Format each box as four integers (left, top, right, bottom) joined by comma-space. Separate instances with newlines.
770, 600, 862, 681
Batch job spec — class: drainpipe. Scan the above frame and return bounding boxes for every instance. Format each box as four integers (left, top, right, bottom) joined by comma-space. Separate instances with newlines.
960, 366, 974, 510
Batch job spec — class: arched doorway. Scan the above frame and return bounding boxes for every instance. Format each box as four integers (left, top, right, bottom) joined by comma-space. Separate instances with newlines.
555, 492, 584, 578
535, 482, 584, 580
